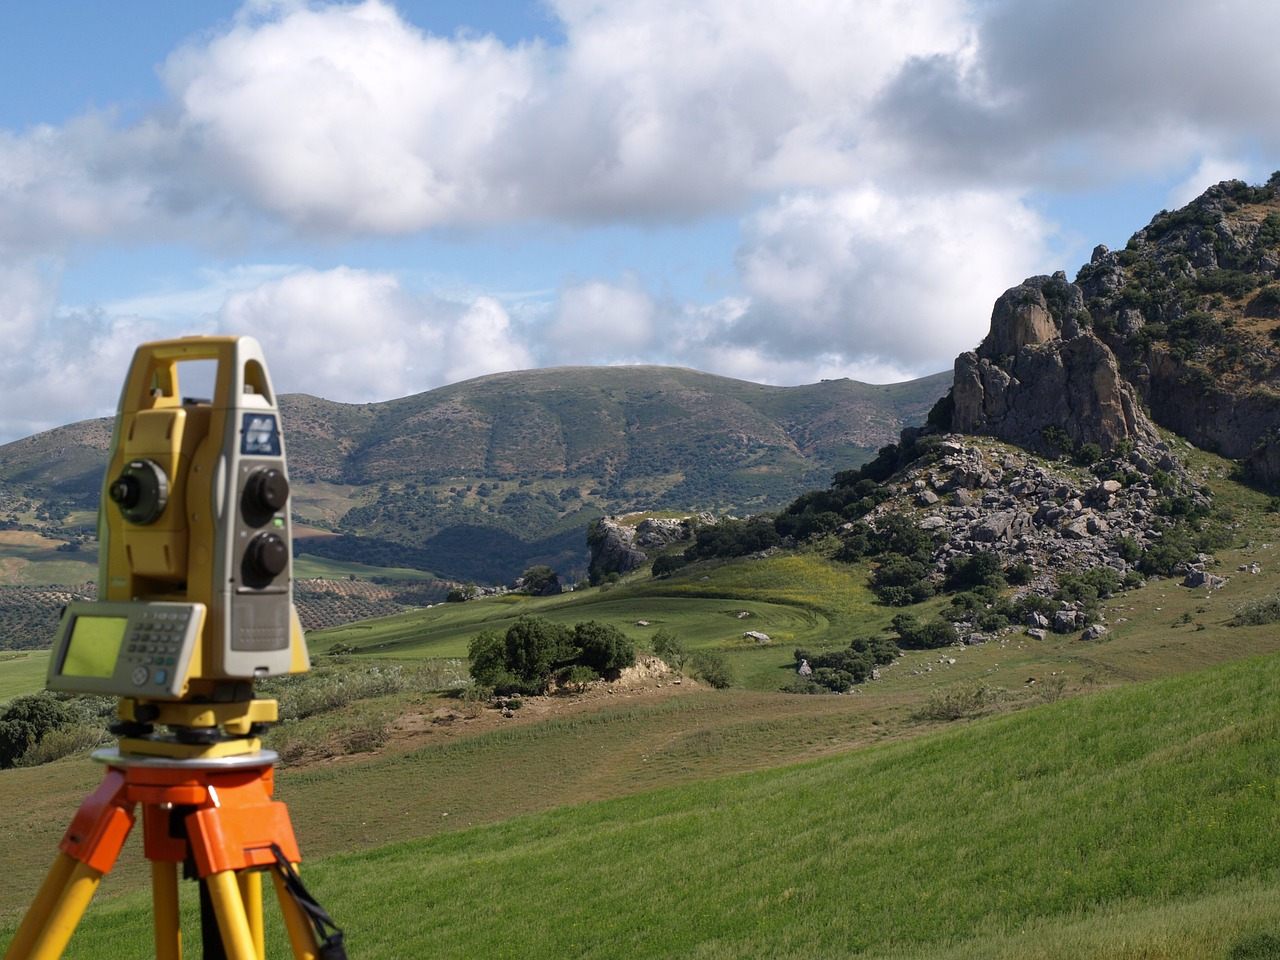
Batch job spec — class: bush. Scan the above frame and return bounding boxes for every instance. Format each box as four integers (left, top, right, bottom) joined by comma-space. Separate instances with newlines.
892, 614, 958, 650
1005, 561, 1035, 586
651, 554, 688, 578
945, 552, 1006, 591
15, 724, 106, 767
555, 665, 599, 692
504, 616, 574, 686
573, 621, 636, 674
790, 636, 900, 693
685, 516, 781, 561
651, 629, 688, 673
0, 692, 73, 768
689, 651, 732, 689
468, 616, 637, 694
1230, 594, 1280, 627
1140, 527, 1199, 576
914, 682, 1001, 721
520, 565, 562, 596
871, 556, 935, 606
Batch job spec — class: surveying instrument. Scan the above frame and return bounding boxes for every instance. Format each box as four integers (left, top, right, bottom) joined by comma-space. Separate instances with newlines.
5, 336, 345, 960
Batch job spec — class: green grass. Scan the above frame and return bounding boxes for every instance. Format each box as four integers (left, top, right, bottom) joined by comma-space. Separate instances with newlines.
292, 555, 437, 580
5, 651, 1278, 959
0, 651, 48, 703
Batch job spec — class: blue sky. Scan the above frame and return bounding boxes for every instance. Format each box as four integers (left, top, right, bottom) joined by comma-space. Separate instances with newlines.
1, 0, 1277, 443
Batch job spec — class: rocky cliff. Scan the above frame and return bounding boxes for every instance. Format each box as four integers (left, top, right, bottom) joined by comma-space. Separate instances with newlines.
1077, 176, 1280, 485
946, 175, 1280, 488
950, 272, 1158, 454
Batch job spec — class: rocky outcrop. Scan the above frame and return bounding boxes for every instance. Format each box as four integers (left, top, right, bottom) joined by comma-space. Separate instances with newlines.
950, 273, 1158, 454
861, 434, 1214, 637
587, 514, 697, 579
1073, 176, 1280, 487
587, 518, 648, 578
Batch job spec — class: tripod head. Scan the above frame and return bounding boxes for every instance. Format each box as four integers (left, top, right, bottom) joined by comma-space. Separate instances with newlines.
46, 336, 309, 744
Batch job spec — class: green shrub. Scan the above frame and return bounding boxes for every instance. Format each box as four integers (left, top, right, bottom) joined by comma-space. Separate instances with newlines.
945, 552, 1006, 591
689, 651, 732, 689
16, 724, 107, 767
573, 621, 636, 674
651, 629, 688, 673
651, 554, 688, 577
1230, 594, 1280, 627
871, 556, 935, 606
555, 665, 599, 692
914, 682, 1001, 721
0, 692, 73, 768
891, 614, 957, 649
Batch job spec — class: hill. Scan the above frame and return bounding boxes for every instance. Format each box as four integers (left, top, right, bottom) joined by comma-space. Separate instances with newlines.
2, 630, 1277, 957
1076, 174, 1280, 484
0, 366, 950, 587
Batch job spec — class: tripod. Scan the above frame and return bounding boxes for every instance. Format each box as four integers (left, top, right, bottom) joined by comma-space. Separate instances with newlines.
4, 747, 342, 960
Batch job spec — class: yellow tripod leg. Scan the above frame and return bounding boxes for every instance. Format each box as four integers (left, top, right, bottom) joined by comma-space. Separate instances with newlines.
204, 870, 260, 960
271, 868, 320, 960
151, 860, 182, 960
8, 858, 106, 960
3, 853, 76, 960
239, 870, 265, 959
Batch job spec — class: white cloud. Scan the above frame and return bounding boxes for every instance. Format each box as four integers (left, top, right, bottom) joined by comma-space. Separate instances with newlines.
723, 186, 1054, 376
871, 0, 1280, 188
4, 0, 1280, 442
216, 266, 531, 401
163, 1, 541, 232
440, 296, 534, 383
543, 278, 658, 364
0, 276, 173, 440
152, 0, 974, 230
1166, 157, 1263, 210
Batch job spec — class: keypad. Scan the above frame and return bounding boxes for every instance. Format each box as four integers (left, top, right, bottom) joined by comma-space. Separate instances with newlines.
124, 609, 193, 687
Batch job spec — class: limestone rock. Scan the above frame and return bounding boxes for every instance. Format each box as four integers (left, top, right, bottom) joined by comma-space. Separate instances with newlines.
950, 274, 1158, 454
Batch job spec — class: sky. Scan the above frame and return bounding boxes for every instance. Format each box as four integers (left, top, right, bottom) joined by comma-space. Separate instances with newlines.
1, 0, 1278, 444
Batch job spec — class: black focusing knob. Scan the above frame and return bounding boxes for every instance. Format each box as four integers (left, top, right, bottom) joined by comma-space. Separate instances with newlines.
245, 467, 289, 513
244, 532, 288, 580
108, 459, 169, 525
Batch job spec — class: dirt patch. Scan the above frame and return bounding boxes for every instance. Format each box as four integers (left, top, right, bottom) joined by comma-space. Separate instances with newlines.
307, 656, 700, 766
0, 532, 53, 547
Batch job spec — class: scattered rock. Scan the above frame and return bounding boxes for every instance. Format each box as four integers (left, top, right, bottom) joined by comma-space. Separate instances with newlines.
1183, 570, 1227, 589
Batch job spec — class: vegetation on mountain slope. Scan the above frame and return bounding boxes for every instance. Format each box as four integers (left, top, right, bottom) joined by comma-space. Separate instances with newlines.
0, 366, 949, 587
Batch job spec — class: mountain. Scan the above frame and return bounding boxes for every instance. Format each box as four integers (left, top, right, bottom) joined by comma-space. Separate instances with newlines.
1074, 175, 1280, 484
0, 365, 950, 585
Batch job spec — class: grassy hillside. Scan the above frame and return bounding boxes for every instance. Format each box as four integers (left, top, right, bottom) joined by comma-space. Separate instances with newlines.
3, 441, 1280, 955
0, 366, 950, 586
3, 651, 1277, 959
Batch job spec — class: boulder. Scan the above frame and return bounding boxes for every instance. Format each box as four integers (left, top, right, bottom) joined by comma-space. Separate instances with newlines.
950, 274, 1158, 454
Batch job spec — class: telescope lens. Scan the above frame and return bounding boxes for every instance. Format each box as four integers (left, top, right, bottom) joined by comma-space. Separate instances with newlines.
109, 460, 169, 525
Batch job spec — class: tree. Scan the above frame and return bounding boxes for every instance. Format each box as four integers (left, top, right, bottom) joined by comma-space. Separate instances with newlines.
520, 565, 561, 596
467, 630, 517, 692
504, 616, 573, 685
651, 554, 688, 578
0, 692, 72, 768
573, 621, 636, 674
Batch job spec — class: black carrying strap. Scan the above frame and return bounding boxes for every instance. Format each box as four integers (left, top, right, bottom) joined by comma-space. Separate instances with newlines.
271, 844, 348, 960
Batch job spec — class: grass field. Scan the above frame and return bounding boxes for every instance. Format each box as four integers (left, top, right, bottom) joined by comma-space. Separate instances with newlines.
4, 441, 1280, 955
0, 651, 47, 701
0, 530, 96, 586
3, 651, 1277, 959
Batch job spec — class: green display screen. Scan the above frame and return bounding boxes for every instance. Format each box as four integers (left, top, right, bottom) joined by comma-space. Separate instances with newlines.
61, 616, 128, 678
